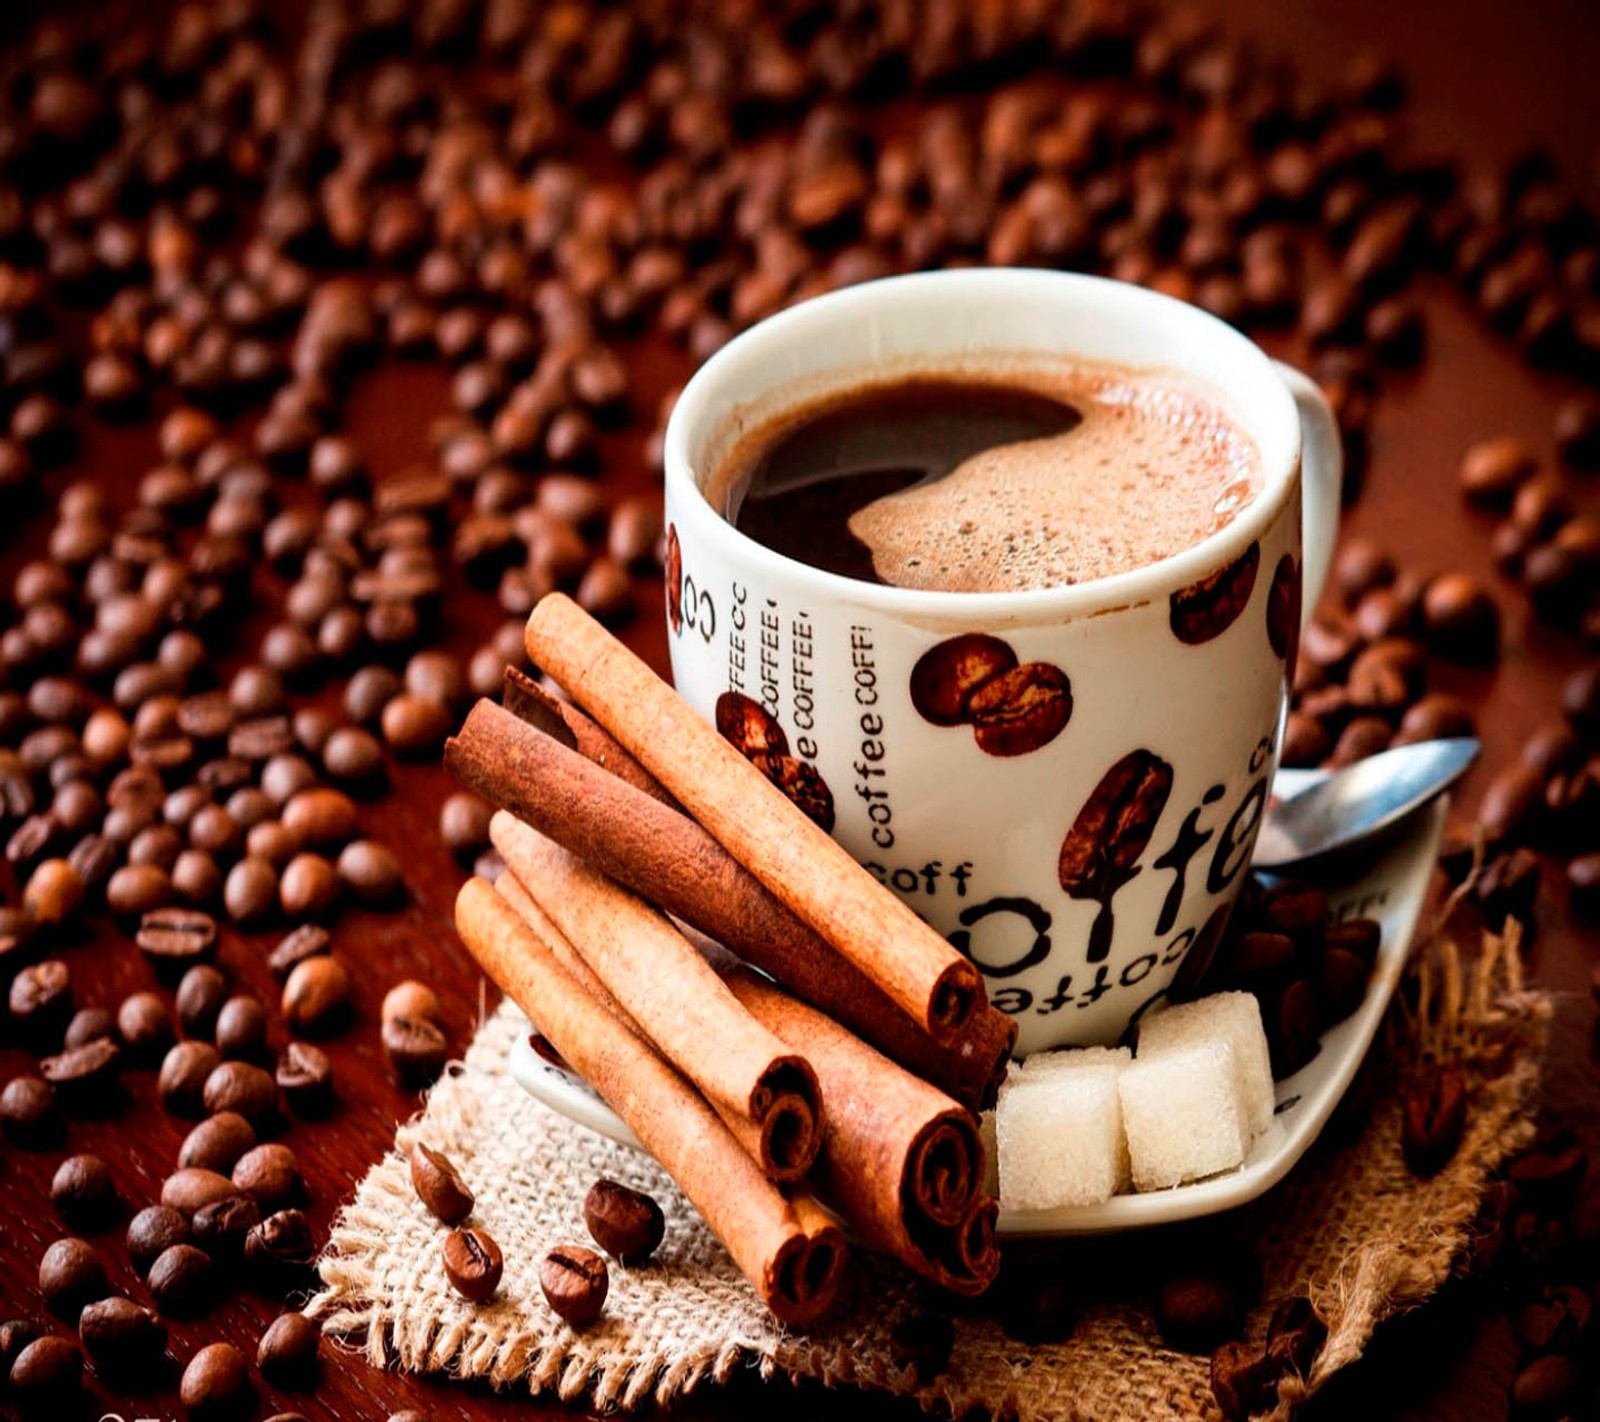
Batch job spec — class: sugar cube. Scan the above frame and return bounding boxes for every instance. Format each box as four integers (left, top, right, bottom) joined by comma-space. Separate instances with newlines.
1017, 1044, 1132, 1080
1118, 1037, 1248, 1191
996, 1056, 1127, 1211
1136, 992, 1275, 1137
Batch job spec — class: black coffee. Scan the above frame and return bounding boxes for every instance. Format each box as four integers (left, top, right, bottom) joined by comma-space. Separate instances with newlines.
714, 363, 1261, 593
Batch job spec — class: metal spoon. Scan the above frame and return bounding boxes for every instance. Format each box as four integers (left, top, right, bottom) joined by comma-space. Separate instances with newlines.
1252, 737, 1479, 871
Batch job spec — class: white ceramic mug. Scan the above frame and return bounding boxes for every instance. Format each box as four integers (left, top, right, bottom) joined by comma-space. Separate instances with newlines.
663, 269, 1341, 1055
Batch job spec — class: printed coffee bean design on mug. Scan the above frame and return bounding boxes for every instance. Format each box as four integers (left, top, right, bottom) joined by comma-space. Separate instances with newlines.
1168, 540, 1261, 645
908, 634, 1073, 757
716, 691, 836, 831
664, 523, 684, 634
1056, 750, 1175, 964
1266, 553, 1303, 671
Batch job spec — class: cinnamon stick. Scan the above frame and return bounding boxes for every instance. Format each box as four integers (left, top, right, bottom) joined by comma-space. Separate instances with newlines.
501, 666, 674, 807
723, 969, 1000, 1296
524, 594, 983, 1042
489, 812, 824, 1183
445, 698, 1014, 1110
454, 879, 846, 1325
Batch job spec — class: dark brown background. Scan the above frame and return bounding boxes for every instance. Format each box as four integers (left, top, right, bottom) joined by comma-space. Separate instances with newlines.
1, 1, 1598, 1420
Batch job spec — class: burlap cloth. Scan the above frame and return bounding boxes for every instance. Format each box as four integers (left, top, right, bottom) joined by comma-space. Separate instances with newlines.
309, 924, 1548, 1421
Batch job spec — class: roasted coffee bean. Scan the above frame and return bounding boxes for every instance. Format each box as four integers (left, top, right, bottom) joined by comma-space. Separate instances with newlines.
322, 726, 386, 790
63, 1007, 115, 1050
440, 793, 493, 859
282, 787, 358, 847
282, 955, 351, 1034
1264, 1295, 1326, 1375
888, 1311, 955, 1383
268, 924, 332, 979
191, 1193, 262, 1258
245, 1208, 316, 1276
158, 1040, 223, 1116
161, 1167, 240, 1220
1420, 573, 1499, 663
1266, 978, 1320, 1078
233, 1143, 303, 1212
1506, 1135, 1588, 1209
1459, 435, 1537, 505
584, 1179, 665, 1264
345, 665, 402, 725
1394, 693, 1476, 745
1478, 763, 1545, 843
41, 1037, 121, 1110
115, 990, 173, 1062
909, 634, 1018, 725
1402, 1065, 1466, 1176
381, 692, 453, 757
203, 1060, 280, 1128
410, 1141, 475, 1225
179, 1112, 256, 1174
1509, 1354, 1576, 1418
384, 1013, 449, 1085
145, 1243, 212, 1316
136, 905, 218, 978
1210, 1339, 1278, 1420
0, 1318, 44, 1375
10, 959, 74, 1045
1562, 663, 1600, 742
537, 1242, 609, 1321
1326, 715, 1393, 768
1, 1076, 60, 1146
1324, 918, 1382, 965
176, 964, 229, 1039
1569, 853, 1600, 915
181, 1342, 251, 1417
1154, 1269, 1245, 1353
9, 1334, 83, 1401
79, 1297, 164, 1377
38, 1236, 106, 1317
224, 855, 279, 924
257, 1311, 320, 1388
338, 838, 405, 903
126, 1206, 190, 1272
106, 861, 176, 917
216, 995, 270, 1061
51, 1153, 119, 1230
276, 1042, 333, 1113
280, 851, 340, 918
383, 980, 442, 1025
1512, 1283, 1592, 1355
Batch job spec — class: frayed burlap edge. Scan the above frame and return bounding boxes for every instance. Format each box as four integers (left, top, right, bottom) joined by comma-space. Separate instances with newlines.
308, 918, 1548, 1422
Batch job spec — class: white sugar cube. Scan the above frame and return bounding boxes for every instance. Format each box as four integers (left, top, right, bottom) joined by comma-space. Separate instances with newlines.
995, 1057, 1127, 1211
1017, 1044, 1132, 1079
1118, 1038, 1248, 1191
1136, 992, 1275, 1138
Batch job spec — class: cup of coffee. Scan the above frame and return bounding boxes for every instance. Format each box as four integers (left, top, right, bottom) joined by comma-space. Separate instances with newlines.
663, 269, 1340, 1055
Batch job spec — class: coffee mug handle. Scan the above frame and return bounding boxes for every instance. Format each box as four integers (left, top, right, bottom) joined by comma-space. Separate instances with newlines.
1272, 361, 1342, 627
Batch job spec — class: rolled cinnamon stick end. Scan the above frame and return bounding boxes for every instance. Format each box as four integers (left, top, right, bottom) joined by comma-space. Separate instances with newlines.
445, 698, 1015, 1110
724, 969, 1000, 1296
524, 593, 983, 1043
502, 667, 676, 807
490, 811, 824, 1183
454, 878, 846, 1325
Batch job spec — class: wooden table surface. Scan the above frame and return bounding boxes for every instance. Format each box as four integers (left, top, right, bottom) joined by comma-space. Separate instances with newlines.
1, 2, 1598, 1421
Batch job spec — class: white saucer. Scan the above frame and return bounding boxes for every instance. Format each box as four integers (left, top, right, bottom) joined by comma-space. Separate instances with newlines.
508, 771, 1448, 1238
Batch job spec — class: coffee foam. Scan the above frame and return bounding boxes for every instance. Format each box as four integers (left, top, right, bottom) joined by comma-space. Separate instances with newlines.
846, 367, 1260, 593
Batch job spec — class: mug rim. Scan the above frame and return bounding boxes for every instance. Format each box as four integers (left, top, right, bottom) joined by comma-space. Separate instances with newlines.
664, 268, 1304, 623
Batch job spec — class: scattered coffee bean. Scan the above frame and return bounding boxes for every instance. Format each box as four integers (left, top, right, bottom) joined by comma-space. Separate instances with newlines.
1210, 1339, 1278, 1420
136, 905, 218, 978
1402, 1064, 1467, 1176
257, 1311, 321, 1388
384, 1013, 450, 1086
176, 963, 230, 1039
146, 1242, 213, 1317
233, 1142, 304, 1212
440, 792, 493, 859
244, 1208, 317, 1277
338, 838, 405, 902
224, 855, 279, 925
8, 1334, 83, 1402
538, 1243, 610, 1322
1509, 1354, 1576, 1418
268, 924, 332, 979
203, 1060, 281, 1128
38, 1236, 106, 1317
1, 1076, 60, 1146
216, 995, 271, 1062
179, 1112, 257, 1174
10, 959, 73, 1046
282, 954, 352, 1034
584, 1179, 665, 1264
276, 1042, 334, 1114
50, 1153, 119, 1230
78, 1297, 164, 1377
1459, 435, 1537, 505
0, 1318, 45, 1375
161, 1167, 240, 1220
180, 1342, 251, 1418
63, 1006, 115, 1050
158, 1040, 223, 1116
383, 980, 442, 1025
41, 1036, 121, 1110
115, 990, 173, 1063
126, 1205, 191, 1272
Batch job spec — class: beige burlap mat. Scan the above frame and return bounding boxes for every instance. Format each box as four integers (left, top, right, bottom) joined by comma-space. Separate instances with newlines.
309, 926, 1547, 1421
